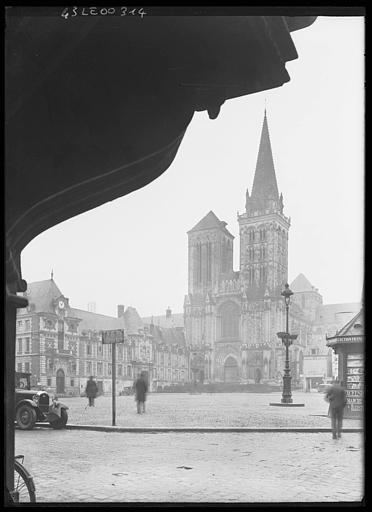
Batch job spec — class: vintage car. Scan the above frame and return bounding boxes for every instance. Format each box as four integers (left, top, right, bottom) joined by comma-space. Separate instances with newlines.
15, 372, 69, 430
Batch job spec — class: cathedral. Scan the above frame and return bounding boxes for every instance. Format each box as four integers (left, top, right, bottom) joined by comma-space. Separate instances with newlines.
184, 111, 315, 385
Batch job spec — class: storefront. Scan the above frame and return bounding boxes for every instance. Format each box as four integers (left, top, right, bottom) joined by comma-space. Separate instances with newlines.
326, 308, 364, 418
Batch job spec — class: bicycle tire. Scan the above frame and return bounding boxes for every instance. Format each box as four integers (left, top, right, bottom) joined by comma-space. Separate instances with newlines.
14, 459, 36, 502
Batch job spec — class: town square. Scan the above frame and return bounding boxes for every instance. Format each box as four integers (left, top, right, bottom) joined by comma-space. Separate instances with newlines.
15, 392, 363, 503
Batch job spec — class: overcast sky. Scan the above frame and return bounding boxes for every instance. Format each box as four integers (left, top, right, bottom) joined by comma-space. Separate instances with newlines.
21, 16, 364, 318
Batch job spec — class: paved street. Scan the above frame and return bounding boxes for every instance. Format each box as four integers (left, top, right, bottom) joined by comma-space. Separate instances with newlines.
61, 392, 363, 428
15, 429, 364, 503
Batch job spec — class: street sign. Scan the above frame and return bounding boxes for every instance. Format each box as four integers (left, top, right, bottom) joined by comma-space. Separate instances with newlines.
276, 332, 298, 340
100, 329, 126, 426
101, 329, 125, 344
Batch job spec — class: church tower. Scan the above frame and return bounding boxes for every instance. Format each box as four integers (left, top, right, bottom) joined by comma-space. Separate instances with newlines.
238, 110, 290, 297
184, 210, 234, 352
187, 210, 234, 296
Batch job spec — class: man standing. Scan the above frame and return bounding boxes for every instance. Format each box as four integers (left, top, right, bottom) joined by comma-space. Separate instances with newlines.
134, 371, 148, 414
325, 380, 347, 439
85, 376, 98, 407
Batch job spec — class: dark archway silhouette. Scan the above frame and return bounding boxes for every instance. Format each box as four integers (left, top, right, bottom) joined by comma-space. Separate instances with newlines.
5, 10, 317, 498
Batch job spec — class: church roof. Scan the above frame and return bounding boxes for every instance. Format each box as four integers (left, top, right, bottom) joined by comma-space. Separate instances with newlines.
21, 278, 65, 314
290, 273, 317, 293
250, 110, 279, 207
188, 210, 233, 237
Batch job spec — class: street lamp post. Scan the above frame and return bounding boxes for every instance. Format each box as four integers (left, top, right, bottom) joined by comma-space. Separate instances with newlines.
279, 283, 297, 403
269, 284, 304, 407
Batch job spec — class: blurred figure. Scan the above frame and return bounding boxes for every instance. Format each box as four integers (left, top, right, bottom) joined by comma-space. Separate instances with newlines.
134, 371, 148, 414
325, 380, 347, 439
85, 376, 98, 407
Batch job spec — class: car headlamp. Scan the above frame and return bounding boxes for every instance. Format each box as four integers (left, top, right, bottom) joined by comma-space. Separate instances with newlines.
32, 394, 39, 404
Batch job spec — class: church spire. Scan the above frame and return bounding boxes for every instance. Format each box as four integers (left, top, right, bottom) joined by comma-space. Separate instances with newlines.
248, 110, 279, 212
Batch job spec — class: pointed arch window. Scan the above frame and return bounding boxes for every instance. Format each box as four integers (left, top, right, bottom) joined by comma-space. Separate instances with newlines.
222, 238, 231, 273
221, 240, 226, 273
248, 267, 255, 285
197, 242, 202, 284
259, 266, 267, 284
207, 240, 213, 282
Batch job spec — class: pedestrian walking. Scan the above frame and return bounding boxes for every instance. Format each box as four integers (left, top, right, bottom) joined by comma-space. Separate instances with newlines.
325, 380, 347, 439
134, 371, 148, 414
85, 376, 98, 407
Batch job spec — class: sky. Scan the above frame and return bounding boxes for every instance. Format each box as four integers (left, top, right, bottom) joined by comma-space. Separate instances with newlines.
21, 16, 364, 318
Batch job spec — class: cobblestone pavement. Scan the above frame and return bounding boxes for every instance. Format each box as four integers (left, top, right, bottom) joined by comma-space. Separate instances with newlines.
15, 429, 364, 503
63, 392, 363, 428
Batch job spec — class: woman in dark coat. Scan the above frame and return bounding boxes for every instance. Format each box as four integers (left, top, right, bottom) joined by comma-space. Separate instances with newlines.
134, 371, 148, 414
85, 376, 98, 407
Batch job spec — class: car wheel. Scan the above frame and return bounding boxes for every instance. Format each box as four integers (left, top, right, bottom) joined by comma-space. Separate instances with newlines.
49, 408, 68, 429
16, 405, 37, 430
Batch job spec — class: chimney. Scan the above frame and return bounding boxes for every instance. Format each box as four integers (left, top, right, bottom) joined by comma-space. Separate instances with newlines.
166, 307, 172, 319
87, 302, 96, 313
117, 305, 125, 318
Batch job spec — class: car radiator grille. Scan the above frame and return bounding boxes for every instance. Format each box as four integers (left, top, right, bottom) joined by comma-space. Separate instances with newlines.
38, 393, 49, 412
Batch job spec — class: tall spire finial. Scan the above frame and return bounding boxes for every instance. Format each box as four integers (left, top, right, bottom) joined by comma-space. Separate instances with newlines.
264, 98, 267, 117
51, 269, 54, 280
249, 110, 279, 210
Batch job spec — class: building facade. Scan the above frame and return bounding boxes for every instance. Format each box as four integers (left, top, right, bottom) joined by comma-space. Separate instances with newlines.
16, 279, 189, 395
289, 274, 360, 391
184, 112, 311, 384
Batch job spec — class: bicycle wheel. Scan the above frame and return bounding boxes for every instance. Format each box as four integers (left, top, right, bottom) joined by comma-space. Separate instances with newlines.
14, 459, 36, 502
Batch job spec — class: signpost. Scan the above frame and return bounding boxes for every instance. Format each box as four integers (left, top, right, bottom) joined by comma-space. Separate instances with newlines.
101, 329, 125, 426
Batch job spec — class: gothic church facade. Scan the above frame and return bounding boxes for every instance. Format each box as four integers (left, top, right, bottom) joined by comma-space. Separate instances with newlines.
184, 112, 313, 384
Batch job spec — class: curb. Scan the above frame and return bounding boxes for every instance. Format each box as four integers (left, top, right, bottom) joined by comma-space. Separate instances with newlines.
35, 424, 364, 434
